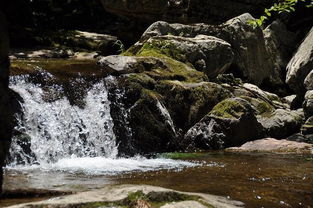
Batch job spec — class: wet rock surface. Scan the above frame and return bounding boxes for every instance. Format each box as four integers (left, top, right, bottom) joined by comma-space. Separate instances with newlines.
6, 184, 244, 208
227, 138, 313, 154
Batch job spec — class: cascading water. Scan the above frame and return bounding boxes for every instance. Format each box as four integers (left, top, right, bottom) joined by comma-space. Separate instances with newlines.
7, 71, 198, 175
9, 74, 118, 166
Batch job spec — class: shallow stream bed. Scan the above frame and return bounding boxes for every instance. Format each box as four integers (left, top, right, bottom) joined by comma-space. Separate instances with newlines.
2, 152, 313, 208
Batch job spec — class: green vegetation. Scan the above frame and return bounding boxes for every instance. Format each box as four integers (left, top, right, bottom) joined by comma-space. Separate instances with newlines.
249, 0, 313, 28
159, 152, 207, 159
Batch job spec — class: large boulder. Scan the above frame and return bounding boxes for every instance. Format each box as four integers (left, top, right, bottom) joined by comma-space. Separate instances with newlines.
104, 54, 235, 155
263, 20, 296, 69
137, 35, 234, 78
105, 55, 209, 155
286, 27, 313, 93
181, 98, 263, 151
257, 109, 305, 139
100, 0, 271, 24
131, 14, 283, 86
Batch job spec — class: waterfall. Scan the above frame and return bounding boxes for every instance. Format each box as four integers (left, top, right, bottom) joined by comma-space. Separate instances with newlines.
6, 70, 198, 175
9, 74, 118, 166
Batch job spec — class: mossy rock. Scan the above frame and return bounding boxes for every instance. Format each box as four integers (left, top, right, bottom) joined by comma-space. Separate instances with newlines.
182, 97, 263, 150
128, 35, 233, 79
126, 90, 178, 154
209, 97, 254, 119
155, 80, 233, 130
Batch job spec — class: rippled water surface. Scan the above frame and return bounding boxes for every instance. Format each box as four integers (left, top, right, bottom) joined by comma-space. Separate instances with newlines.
3, 152, 313, 208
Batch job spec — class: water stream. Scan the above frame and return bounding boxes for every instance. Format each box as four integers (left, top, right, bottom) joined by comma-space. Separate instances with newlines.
3, 63, 313, 207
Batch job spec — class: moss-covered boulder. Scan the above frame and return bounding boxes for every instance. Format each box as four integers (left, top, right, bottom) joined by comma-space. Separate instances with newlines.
155, 80, 233, 130
181, 98, 263, 151
134, 13, 283, 87
103, 53, 234, 154
135, 35, 234, 78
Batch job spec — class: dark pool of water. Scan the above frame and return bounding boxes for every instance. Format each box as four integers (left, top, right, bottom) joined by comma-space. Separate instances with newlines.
2, 152, 313, 208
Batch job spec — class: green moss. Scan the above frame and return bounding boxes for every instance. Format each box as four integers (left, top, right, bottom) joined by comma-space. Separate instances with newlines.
126, 191, 147, 201
140, 41, 186, 62
159, 152, 207, 159
210, 99, 247, 119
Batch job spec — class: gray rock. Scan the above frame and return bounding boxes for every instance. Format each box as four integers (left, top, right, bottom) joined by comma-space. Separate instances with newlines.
227, 138, 313, 154
221, 14, 282, 86
181, 98, 263, 150
303, 90, 313, 118
263, 20, 296, 68
98, 55, 139, 75
135, 13, 282, 86
301, 116, 313, 135
98, 55, 169, 76
144, 35, 234, 78
286, 27, 313, 93
7, 184, 244, 208
282, 95, 297, 107
257, 109, 305, 138
161, 201, 207, 208
287, 133, 313, 144
304, 70, 313, 90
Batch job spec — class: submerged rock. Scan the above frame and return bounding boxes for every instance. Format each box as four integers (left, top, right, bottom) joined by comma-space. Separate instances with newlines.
286, 27, 313, 93
227, 138, 313, 154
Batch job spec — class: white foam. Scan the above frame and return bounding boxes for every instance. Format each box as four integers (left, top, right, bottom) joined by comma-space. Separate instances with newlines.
7, 156, 200, 175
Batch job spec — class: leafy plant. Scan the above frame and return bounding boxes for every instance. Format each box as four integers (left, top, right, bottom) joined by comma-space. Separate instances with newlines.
249, 0, 313, 28
114, 39, 125, 53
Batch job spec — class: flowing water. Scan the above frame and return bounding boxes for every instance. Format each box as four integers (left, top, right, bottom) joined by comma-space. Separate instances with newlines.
3, 62, 313, 207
